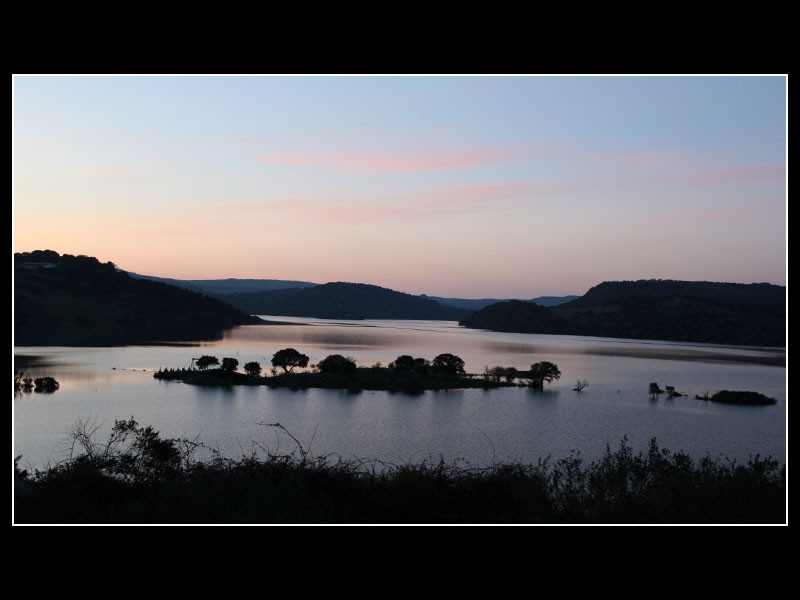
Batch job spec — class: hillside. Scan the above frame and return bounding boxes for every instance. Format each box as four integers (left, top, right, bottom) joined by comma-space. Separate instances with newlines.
14, 250, 262, 346
461, 279, 785, 347
223, 282, 471, 320
129, 273, 316, 296
428, 295, 578, 310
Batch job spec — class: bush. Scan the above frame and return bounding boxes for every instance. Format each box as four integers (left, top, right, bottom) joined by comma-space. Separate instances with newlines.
14, 427, 785, 524
317, 354, 357, 373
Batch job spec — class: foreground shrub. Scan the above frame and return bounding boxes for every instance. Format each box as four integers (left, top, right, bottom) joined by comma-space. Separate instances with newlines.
14, 424, 785, 524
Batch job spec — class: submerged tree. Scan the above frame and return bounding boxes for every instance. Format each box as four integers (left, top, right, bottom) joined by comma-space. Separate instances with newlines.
504, 367, 518, 383
195, 356, 219, 371
271, 348, 310, 373
573, 379, 589, 392
528, 361, 561, 389
649, 382, 664, 398
243, 361, 262, 377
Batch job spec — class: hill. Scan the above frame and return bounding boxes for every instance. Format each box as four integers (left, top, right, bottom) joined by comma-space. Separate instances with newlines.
427, 295, 578, 310
223, 282, 471, 320
461, 279, 785, 347
128, 273, 316, 296
14, 250, 262, 346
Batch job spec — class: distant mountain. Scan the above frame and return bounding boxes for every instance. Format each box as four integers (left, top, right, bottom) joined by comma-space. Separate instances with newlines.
15, 250, 262, 346
461, 279, 785, 347
129, 273, 316, 297
530, 295, 580, 307
428, 295, 579, 310
224, 282, 471, 320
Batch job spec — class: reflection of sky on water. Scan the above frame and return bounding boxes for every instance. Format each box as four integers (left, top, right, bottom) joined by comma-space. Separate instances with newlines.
14, 319, 785, 470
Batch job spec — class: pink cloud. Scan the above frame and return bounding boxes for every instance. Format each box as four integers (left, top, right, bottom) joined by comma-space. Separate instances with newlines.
651, 202, 781, 227
257, 147, 525, 172
229, 181, 545, 224
577, 149, 691, 170
677, 163, 785, 184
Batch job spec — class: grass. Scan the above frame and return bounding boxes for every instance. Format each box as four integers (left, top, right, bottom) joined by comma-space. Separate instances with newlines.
14, 419, 786, 524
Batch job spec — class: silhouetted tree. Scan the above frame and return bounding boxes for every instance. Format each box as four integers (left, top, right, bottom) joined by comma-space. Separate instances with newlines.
196, 355, 219, 371
573, 379, 589, 392
221, 357, 239, 372
649, 382, 664, 398
244, 361, 262, 377
528, 361, 561, 388
413, 358, 430, 373
393, 355, 416, 372
431, 353, 465, 377
317, 354, 357, 373
271, 348, 310, 373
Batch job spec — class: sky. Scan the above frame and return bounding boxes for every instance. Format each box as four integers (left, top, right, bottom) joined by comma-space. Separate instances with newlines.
12, 75, 786, 298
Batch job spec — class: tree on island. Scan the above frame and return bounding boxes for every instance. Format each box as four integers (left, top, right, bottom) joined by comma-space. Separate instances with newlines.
391, 355, 430, 374
528, 361, 561, 388
431, 353, 466, 377
317, 354, 357, 373
221, 357, 239, 372
195, 356, 219, 371
244, 361, 262, 377
271, 348, 310, 373
392, 355, 416, 372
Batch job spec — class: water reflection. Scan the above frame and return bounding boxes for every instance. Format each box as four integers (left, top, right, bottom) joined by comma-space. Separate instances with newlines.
481, 340, 784, 367
14, 318, 786, 469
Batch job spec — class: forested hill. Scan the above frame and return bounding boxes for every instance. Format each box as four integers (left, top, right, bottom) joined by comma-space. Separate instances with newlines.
129, 273, 316, 296
461, 279, 785, 347
14, 250, 262, 346
223, 282, 471, 320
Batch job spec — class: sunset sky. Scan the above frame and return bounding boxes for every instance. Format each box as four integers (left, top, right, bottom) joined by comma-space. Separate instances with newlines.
12, 75, 786, 298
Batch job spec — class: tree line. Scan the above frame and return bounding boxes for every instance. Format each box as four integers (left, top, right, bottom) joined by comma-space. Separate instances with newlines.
188, 349, 564, 388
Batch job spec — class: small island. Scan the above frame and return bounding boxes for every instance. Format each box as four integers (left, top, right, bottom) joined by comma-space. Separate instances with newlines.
695, 390, 777, 406
155, 350, 564, 393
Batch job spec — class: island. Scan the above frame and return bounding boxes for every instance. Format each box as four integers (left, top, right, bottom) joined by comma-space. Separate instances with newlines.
695, 390, 777, 405
154, 351, 563, 393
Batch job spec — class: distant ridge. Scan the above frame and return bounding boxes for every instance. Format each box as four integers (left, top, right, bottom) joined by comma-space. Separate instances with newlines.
129, 273, 316, 297
222, 282, 471, 320
461, 279, 785, 347
427, 295, 579, 310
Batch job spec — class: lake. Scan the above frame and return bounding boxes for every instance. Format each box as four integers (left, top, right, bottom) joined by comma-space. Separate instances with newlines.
14, 318, 786, 470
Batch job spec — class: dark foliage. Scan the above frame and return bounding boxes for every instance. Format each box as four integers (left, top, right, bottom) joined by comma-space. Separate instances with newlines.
221, 357, 239, 372
705, 390, 777, 405
317, 354, 357, 374
243, 361, 262, 377
195, 356, 219, 371
14, 250, 262, 346
33, 377, 60, 392
14, 426, 785, 524
271, 348, 310, 373
461, 279, 785, 347
431, 353, 466, 377
222, 282, 471, 320
526, 362, 561, 388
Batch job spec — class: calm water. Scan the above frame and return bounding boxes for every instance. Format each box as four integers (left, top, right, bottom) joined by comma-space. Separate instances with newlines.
14, 318, 786, 470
